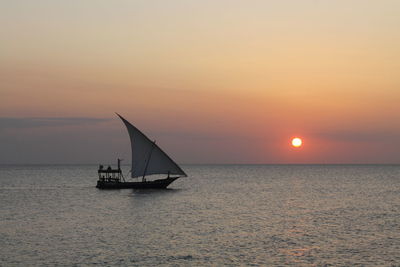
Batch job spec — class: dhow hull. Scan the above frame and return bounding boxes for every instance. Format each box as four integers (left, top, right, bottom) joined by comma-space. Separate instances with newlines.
96, 177, 178, 189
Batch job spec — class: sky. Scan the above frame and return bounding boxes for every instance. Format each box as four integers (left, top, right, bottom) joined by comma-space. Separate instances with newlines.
1, 0, 400, 164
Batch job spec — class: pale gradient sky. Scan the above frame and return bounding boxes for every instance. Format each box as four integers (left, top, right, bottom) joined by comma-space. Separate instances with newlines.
1, 0, 400, 164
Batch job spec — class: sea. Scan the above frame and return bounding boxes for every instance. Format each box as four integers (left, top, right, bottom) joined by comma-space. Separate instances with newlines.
0, 164, 399, 266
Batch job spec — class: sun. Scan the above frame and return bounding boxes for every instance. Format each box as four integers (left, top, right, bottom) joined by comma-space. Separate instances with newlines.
291, 137, 302, 148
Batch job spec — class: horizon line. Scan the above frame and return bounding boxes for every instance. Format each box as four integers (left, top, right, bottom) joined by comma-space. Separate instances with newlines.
0, 163, 399, 166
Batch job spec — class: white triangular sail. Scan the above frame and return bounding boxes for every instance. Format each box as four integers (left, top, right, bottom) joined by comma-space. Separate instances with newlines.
117, 114, 187, 179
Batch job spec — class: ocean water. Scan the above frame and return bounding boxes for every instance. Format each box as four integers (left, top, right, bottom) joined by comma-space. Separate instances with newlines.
0, 165, 400, 266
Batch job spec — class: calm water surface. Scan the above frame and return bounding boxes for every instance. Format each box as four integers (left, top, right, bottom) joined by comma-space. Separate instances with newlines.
1, 165, 400, 266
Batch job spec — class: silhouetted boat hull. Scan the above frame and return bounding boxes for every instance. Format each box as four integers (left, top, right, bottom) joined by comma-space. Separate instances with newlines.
96, 177, 178, 189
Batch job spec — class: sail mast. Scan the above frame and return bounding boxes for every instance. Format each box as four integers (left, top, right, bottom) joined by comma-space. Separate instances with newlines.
142, 141, 156, 181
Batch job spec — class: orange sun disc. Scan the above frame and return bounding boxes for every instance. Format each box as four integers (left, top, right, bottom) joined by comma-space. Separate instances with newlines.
292, 137, 302, 148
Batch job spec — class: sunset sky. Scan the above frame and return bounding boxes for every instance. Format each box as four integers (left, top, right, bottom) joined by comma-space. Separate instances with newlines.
1, 0, 400, 164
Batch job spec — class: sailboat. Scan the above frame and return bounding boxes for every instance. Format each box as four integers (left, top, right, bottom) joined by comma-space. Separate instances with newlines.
96, 114, 187, 189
